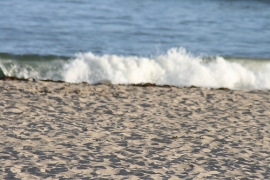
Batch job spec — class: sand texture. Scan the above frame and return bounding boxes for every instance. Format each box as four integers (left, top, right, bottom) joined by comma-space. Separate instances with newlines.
1, 80, 270, 179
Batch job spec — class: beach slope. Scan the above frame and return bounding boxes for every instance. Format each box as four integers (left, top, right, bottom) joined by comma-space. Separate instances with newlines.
1, 80, 270, 179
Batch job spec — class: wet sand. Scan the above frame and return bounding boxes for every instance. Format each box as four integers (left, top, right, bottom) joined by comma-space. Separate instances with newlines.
1, 79, 270, 179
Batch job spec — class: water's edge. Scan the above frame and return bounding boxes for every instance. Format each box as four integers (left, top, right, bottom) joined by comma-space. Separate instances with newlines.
1, 49, 270, 90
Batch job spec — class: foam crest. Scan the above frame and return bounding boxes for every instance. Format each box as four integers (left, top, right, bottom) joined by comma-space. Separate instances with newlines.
63, 48, 270, 90
1, 48, 270, 90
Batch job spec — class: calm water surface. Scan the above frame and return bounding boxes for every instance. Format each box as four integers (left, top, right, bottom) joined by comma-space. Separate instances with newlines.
0, 0, 269, 57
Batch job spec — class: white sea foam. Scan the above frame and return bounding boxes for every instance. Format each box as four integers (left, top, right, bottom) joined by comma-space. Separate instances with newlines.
63, 48, 270, 90
1, 48, 270, 90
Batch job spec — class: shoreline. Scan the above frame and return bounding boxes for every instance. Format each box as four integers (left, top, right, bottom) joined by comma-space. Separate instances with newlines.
1, 80, 270, 179
0, 76, 239, 91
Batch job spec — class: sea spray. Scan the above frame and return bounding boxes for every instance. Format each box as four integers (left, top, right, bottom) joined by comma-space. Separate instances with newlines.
63, 52, 165, 84
63, 48, 270, 90
1, 48, 270, 90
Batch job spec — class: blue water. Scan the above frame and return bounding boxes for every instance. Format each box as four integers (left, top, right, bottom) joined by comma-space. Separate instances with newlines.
0, 0, 270, 89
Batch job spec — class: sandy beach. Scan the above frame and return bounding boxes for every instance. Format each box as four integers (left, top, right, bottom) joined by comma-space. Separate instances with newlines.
1, 79, 270, 179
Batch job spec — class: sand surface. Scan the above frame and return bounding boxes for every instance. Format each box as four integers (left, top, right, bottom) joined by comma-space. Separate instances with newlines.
1, 80, 270, 179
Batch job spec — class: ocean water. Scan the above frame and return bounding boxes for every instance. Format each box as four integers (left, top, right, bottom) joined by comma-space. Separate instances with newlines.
0, 0, 270, 90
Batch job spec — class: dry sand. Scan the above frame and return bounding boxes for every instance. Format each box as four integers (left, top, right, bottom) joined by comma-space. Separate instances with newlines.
0, 79, 270, 179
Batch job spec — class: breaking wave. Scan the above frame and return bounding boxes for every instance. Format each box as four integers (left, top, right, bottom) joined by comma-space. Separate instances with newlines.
1, 48, 270, 90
